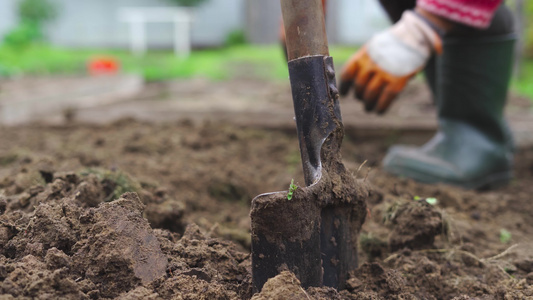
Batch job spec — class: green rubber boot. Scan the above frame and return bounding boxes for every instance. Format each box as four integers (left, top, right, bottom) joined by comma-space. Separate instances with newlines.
383, 34, 516, 189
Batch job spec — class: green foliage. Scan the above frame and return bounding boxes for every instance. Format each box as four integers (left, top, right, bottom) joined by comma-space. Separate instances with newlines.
18, 0, 56, 25
3, 22, 42, 49
3, 0, 56, 48
523, 1, 533, 57
166, 0, 208, 7
511, 56, 533, 102
79, 168, 141, 202
507, 0, 533, 58
413, 196, 438, 205
225, 30, 247, 47
287, 179, 298, 201
499, 229, 512, 244
425, 197, 438, 205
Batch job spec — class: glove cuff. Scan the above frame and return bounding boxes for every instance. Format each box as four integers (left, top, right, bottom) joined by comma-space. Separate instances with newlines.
413, 10, 445, 37
398, 10, 443, 55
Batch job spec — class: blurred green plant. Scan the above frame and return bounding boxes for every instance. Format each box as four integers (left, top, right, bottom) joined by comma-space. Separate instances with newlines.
499, 229, 512, 244
507, 0, 533, 58
18, 0, 57, 24
3, 22, 42, 48
413, 196, 438, 205
3, 0, 57, 48
225, 29, 248, 47
166, 0, 208, 7
79, 168, 141, 202
522, 2, 533, 57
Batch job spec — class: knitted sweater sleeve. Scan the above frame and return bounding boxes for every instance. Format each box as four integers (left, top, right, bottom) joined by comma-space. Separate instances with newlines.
417, 0, 503, 28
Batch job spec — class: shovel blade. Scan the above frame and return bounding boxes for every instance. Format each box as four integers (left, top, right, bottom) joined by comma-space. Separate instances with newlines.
250, 189, 322, 292
320, 205, 359, 289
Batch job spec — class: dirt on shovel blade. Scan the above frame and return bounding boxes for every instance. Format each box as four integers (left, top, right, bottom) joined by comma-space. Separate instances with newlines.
0, 119, 532, 299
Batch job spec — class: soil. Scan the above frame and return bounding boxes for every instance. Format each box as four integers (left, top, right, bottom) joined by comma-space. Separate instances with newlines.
1, 94, 533, 298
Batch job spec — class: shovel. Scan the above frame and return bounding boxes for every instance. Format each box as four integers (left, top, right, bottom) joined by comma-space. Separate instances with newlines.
250, 0, 368, 292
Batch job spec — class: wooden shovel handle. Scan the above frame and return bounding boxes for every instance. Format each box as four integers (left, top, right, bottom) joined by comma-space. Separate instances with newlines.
280, 0, 329, 61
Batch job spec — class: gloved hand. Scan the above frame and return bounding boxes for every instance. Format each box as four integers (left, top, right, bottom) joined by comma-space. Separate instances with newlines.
339, 10, 442, 114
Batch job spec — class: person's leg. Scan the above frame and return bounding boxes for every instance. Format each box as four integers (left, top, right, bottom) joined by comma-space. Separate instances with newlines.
383, 5, 517, 189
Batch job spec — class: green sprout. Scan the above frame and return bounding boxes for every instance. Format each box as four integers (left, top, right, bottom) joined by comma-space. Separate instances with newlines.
287, 179, 298, 201
499, 229, 512, 244
414, 196, 438, 205
425, 197, 438, 205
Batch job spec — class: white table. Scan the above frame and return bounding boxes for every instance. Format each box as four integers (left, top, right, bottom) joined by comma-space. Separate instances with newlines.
119, 7, 193, 57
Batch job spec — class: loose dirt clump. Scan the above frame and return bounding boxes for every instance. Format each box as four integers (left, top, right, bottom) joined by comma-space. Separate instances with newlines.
385, 200, 444, 252
342, 262, 411, 299
72, 193, 168, 298
0, 167, 250, 299
251, 271, 341, 300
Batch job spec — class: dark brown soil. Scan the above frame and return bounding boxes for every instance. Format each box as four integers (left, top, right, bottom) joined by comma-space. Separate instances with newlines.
1, 116, 532, 299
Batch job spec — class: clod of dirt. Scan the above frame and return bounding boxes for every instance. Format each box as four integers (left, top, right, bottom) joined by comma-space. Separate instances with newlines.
116, 286, 160, 300
73, 174, 105, 207
72, 192, 168, 298
144, 199, 185, 233
170, 223, 249, 282
386, 200, 444, 251
515, 259, 533, 273
527, 273, 533, 285
45, 247, 72, 270
1, 164, 253, 299
1, 191, 169, 299
343, 262, 409, 299
5, 199, 81, 258
251, 271, 341, 300
157, 223, 252, 299
1, 254, 87, 299
157, 274, 240, 299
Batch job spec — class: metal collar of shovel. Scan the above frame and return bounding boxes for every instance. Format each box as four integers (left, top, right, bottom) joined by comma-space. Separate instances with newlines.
250, 0, 368, 293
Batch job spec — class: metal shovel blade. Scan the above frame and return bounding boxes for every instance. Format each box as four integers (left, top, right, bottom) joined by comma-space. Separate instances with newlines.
250, 54, 368, 292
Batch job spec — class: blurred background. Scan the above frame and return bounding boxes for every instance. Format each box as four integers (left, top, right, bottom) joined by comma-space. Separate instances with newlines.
0, 0, 531, 126
0, 0, 389, 81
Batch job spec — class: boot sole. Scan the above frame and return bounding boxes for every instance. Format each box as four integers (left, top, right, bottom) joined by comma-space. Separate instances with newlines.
472, 171, 514, 191
385, 166, 513, 191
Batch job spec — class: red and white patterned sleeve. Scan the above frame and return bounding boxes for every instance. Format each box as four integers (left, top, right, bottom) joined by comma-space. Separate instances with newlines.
417, 0, 503, 28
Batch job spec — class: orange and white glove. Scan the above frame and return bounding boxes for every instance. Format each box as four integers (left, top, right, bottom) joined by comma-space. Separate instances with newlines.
339, 11, 442, 114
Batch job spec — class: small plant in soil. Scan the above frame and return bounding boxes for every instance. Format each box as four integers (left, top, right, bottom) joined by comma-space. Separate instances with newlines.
79, 168, 141, 201
414, 195, 438, 205
499, 229, 512, 243
287, 179, 297, 200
